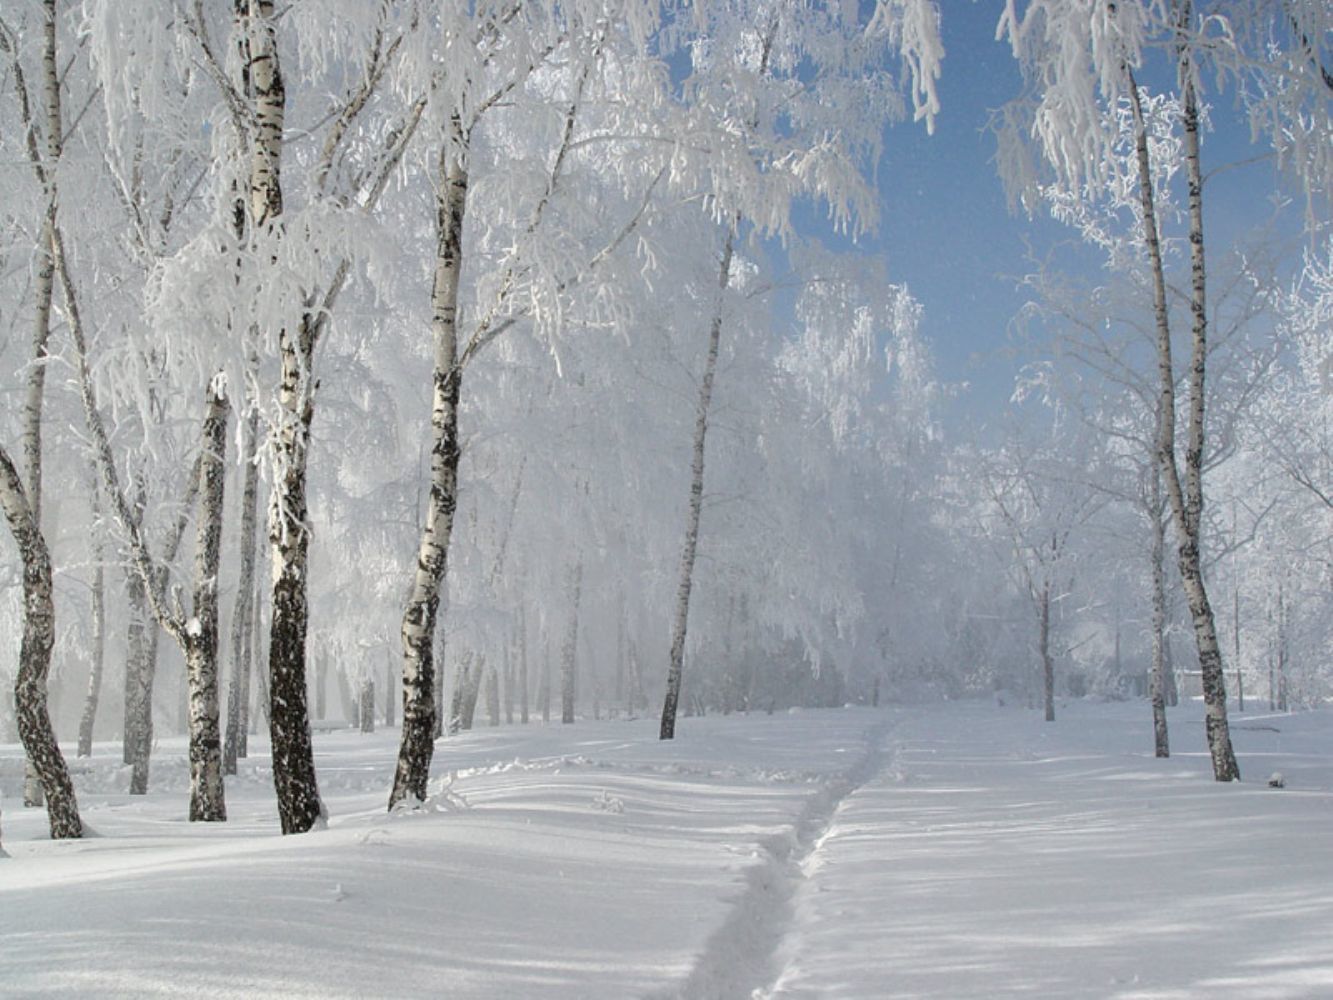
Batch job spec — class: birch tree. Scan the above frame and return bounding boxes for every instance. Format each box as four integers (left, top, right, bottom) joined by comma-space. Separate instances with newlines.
1, 0, 64, 808
0, 441, 81, 838
998, 0, 1249, 779
390, 1, 666, 807
659, 0, 943, 738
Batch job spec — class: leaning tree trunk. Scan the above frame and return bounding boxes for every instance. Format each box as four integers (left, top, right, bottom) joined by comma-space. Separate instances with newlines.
116, 461, 197, 794
0, 442, 81, 838
460, 655, 483, 732
661, 227, 735, 740
1175, 58, 1238, 779
76, 472, 107, 757
182, 388, 229, 821
389, 146, 468, 811
1127, 64, 1239, 781
18, 0, 64, 810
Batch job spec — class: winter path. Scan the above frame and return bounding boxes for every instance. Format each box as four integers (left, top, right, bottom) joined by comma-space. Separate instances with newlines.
0, 708, 884, 999
3, 702, 1333, 998
654, 719, 893, 999
758, 701, 1333, 999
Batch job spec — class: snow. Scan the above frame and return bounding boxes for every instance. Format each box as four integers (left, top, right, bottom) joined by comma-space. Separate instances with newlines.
3, 701, 1332, 998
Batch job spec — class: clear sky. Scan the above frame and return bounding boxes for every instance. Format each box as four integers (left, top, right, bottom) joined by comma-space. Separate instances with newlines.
874, 5, 1053, 423
863, 4, 1296, 431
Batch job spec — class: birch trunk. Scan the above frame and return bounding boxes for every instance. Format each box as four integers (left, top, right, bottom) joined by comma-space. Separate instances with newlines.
249, 543, 265, 736
447, 658, 464, 736
519, 605, 529, 724
76, 473, 106, 757
18, 0, 63, 811
434, 627, 447, 738
661, 228, 735, 740
1276, 579, 1289, 712
1175, 51, 1239, 780
116, 464, 196, 788
1127, 63, 1239, 781
561, 561, 583, 725
0, 442, 81, 838
1150, 483, 1170, 758
244, 0, 324, 832
22, 0, 62, 535
224, 410, 261, 774
1039, 579, 1054, 722
460, 655, 482, 731
486, 666, 500, 727
503, 643, 514, 725
389, 145, 468, 810
1233, 581, 1244, 713
183, 388, 228, 821
123, 564, 159, 794
266, 362, 324, 830
359, 674, 375, 734
540, 627, 551, 723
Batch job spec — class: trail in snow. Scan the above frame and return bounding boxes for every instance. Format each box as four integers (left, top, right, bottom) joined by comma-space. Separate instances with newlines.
652, 721, 892, 1000
7, 702, 1333, 998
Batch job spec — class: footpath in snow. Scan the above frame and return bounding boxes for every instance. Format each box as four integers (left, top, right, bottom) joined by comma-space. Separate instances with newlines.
3, 700, 1332, 998
759, 701, 1333, 999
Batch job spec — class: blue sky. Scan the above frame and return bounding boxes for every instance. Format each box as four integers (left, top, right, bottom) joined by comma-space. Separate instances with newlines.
860, 4, 1297, 430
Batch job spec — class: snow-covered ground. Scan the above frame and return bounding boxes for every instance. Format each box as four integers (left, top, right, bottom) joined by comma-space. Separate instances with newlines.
2, 700, 1331, 998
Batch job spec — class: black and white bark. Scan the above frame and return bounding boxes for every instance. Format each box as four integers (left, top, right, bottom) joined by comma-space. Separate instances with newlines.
4, 0, 63, 809
0, 442, 81, 839
241, 0, 325, 833
389, 141, 467, 810
183, 386, 229, 820
1128, 48, 1239, 780
661, 228, 735, 741
1149, 470, 1171, 757
56, 184, 228, 812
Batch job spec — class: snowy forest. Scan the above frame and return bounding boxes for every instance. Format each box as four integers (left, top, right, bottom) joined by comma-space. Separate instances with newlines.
1, 1, 1331, 996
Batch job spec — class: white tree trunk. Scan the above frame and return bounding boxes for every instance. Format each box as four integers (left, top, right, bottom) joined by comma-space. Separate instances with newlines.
1039, 578, 1054, 722
183, 387, 229, 821
661, 228, 735, 740
76, 471, 106, 758
518, 605, 529, 725
243, 0, 324, 832
224, 410, 261, 774
0, 442, 81, 839
1127, 63, 1238, 781
389, 143, 468, 809
1149, 480, 1170, 758
1176, 53, 1239, 780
